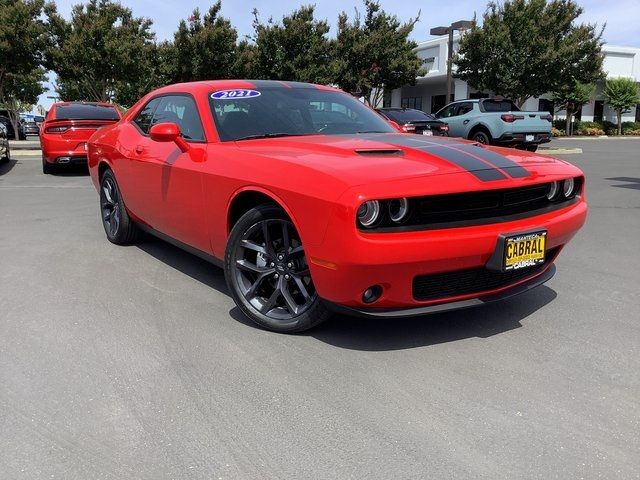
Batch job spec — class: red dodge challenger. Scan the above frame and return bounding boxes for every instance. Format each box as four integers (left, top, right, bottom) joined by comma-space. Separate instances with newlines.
87, 80, 587, 333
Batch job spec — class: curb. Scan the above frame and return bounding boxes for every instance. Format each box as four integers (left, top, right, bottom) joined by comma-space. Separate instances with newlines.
555, 136, 640, 140
11, 150, 42, 156
538, 148, 582, 155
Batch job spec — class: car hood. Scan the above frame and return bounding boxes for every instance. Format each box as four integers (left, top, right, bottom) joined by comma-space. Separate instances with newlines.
235, 133, 566, 187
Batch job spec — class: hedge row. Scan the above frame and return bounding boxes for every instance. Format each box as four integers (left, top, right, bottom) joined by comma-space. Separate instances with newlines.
552, 120, 640, 136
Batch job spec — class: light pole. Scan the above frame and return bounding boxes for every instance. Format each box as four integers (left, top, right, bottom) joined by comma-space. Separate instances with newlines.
430, 20, 475, 103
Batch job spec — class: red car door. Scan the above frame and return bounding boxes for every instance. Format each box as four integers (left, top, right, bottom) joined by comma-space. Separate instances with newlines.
125, 94, 210, 253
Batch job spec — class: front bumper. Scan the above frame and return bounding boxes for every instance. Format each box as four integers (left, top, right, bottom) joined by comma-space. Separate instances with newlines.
327, 264, 555, 317
306, 199, 587, 310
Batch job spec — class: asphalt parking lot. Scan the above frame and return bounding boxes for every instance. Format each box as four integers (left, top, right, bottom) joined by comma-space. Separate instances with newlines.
1, 139, 639, 479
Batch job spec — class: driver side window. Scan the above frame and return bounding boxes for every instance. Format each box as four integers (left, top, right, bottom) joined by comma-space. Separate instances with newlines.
150, 95, 205, 142
437, 104, 457, 118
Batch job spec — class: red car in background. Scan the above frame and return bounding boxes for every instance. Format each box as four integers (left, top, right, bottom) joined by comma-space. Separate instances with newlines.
41, 102, 120, 174
87, 80, 587, 333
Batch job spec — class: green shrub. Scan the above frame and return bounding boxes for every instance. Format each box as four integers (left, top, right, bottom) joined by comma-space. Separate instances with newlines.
602, 121, 617, 136
621, 122, 640, 135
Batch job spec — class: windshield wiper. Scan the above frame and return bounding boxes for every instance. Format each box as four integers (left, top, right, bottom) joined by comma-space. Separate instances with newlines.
234, 132, 316, 142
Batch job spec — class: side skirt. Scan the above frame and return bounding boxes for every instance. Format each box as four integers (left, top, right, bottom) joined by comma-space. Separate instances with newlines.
137, 223, 224, 268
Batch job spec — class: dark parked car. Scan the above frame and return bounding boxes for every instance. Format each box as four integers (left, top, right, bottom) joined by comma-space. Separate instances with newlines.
0, 111, 26, 140
0, 122, 9, 162
377, 108, 449, 136
20, 116, 41, 136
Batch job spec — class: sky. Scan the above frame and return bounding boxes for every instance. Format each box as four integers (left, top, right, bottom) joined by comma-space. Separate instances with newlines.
35, 0, 640, 112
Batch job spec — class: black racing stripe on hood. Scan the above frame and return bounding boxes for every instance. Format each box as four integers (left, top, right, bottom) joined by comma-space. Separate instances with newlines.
454, 144, 530, 178
419, 146, 507, 181
353, 134, 507, 181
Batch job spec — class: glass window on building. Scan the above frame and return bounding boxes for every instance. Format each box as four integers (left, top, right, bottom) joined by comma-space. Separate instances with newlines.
401, 97, 423, 111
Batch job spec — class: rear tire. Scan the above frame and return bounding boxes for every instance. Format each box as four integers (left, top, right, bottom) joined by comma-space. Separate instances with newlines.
225, 204, 331, 333
42, 157, 56, 174
99, 169, 142, 245
470, 130, 491, 145
525, 145, 538, 152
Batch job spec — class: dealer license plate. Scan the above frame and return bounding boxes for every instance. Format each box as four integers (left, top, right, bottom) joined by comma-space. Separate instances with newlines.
422, 130, 433, 136
525, 134, 535, 142
503, 231, 547, 270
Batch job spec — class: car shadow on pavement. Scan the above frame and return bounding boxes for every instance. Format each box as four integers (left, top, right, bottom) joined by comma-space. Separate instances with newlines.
0, 159, 18, 176
53, 165, 90, 177
308, 286, 557, 351
136, 238, 230, 295
136, 234, 557, 351
606, 177, 640, 190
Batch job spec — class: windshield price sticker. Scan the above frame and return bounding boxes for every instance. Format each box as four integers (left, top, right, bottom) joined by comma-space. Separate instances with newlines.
211, 89, 261, 100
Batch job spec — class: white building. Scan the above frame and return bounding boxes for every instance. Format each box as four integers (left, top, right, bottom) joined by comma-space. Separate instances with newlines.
390, 34, 640, 123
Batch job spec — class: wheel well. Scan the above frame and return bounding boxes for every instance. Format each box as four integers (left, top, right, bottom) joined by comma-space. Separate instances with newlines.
468, 125, 491, 140
228, 191, 281, 232
98, 162, 110, 180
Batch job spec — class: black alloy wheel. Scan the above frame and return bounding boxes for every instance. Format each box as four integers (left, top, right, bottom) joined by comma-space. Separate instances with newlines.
225, 205, 331, 332
99, 169, 141, 244
472, 131, 491, 145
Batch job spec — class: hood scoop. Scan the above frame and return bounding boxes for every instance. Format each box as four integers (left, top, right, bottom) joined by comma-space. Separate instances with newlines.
354, 148, 403, 157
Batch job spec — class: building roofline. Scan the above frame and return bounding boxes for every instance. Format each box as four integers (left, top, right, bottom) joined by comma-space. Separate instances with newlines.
415, 34, 639, 54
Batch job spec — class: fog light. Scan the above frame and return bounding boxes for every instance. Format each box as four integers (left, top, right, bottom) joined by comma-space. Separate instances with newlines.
362, 285, 383, 304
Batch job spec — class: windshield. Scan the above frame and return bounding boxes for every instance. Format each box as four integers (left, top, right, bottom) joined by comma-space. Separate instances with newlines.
55, 104, 120, 121
209, 87, 395, 141
380, 109, 436, 123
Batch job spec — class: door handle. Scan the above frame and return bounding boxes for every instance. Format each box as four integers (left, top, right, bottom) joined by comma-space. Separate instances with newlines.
463, 119, 470, 125
134, 145, 144, 154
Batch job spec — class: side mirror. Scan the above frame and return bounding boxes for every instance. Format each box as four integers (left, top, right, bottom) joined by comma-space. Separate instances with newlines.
149, 122, 190, 152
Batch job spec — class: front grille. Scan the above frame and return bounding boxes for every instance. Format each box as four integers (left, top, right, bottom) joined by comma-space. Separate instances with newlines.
366, 180, 581, 232
412, 247, 559, 301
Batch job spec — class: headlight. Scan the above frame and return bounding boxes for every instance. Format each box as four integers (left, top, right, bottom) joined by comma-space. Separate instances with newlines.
388, 198, 409, 223
546, 181, 560, 200
357, 200, 381, 227
563, 178, 575, 198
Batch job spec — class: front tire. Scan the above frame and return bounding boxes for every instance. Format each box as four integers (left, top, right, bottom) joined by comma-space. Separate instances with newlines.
99, 169, 142, 245
225, 204, 331, 333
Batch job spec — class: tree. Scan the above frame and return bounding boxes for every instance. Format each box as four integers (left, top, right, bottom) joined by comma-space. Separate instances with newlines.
250, 6, 334, 84
333, 1, 423, 107
0, 0, 48, 138
551, 81, 594, 135
455, 0, 604, 107
604, 77, 639, 135
166, 1, 239, 83
45, 0, 159, 107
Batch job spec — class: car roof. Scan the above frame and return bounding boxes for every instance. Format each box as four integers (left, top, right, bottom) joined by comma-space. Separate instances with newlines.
150, 80, 340, 96
52, 101, 116, 108
377, 108, 423, 112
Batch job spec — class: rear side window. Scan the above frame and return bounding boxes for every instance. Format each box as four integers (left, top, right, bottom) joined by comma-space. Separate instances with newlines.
133, 97, 162, 134
54, 104, 120, 121
455, 102, 474, 115
481, 100, 519, 112
150, 95, 205, 141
